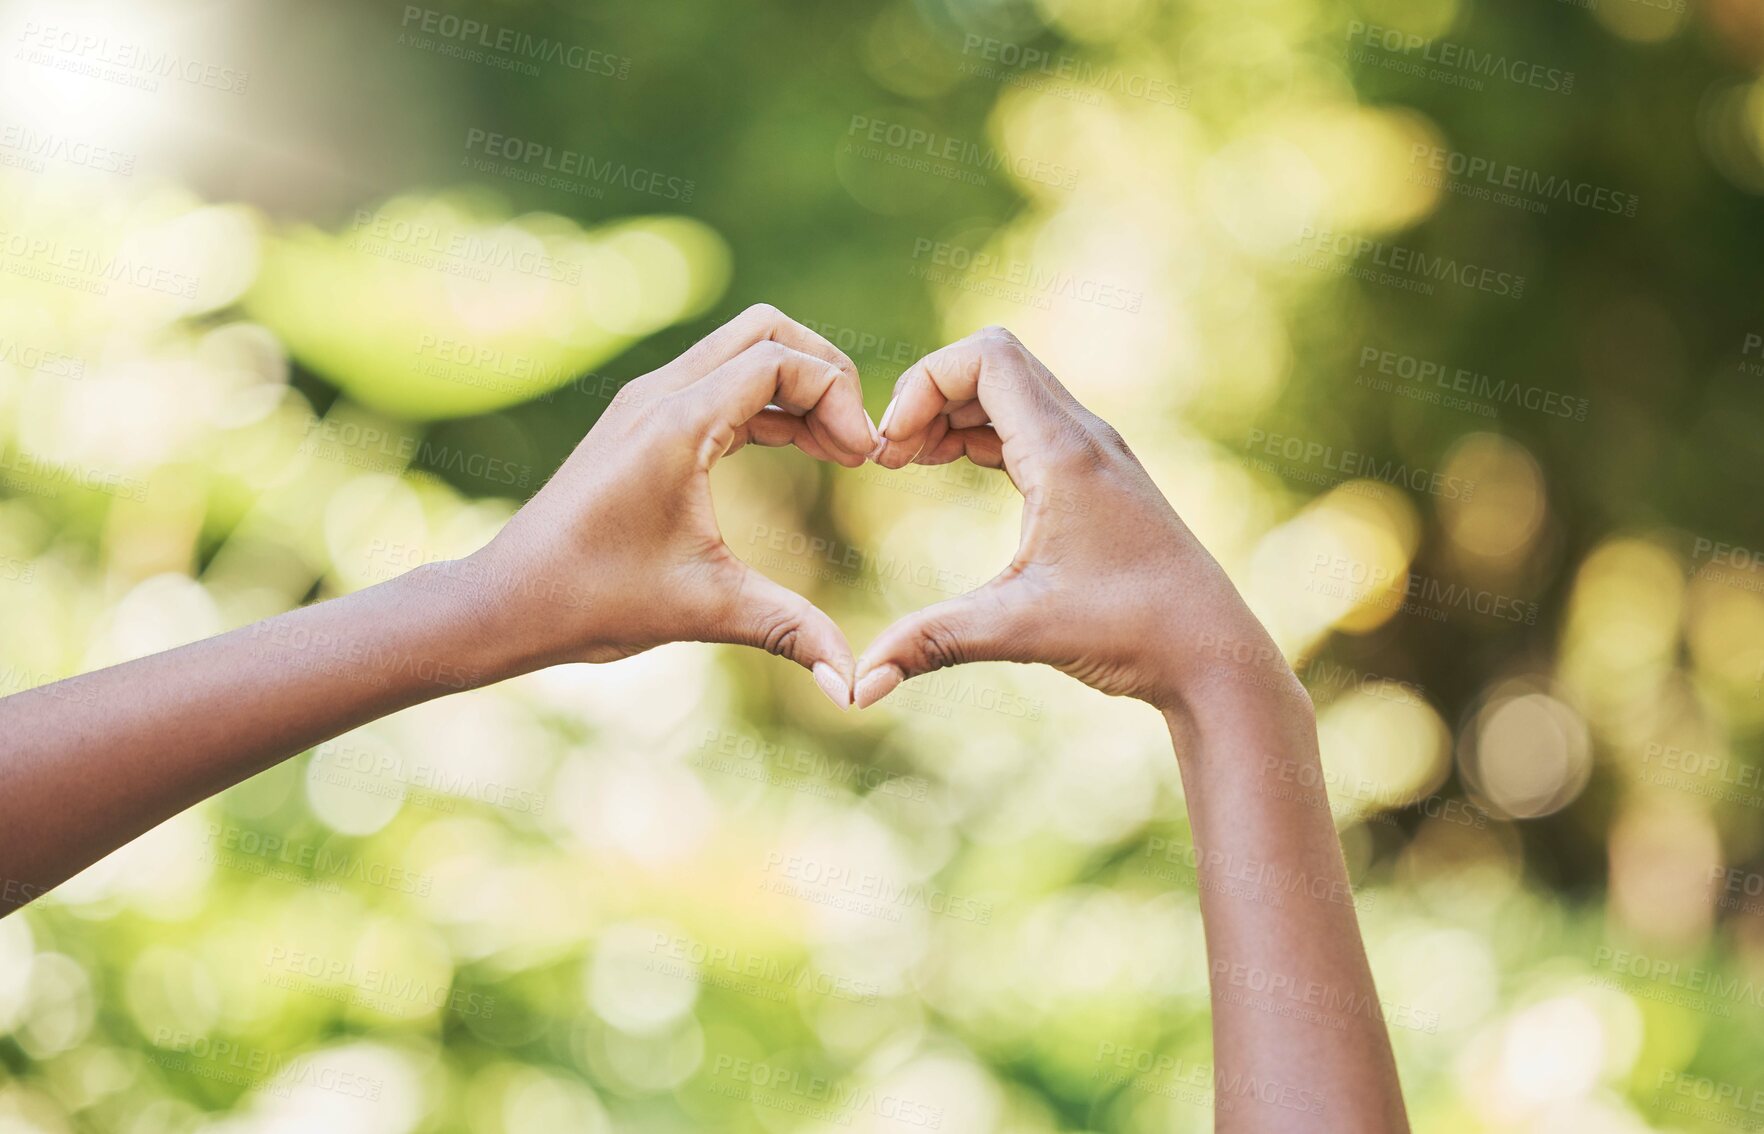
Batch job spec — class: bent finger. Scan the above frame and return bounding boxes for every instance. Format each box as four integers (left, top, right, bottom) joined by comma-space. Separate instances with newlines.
914, 425, 1004, 469
872, 327, 1070, 469
728, 408, 838, 462
683, 340, 875, 465
665, 302, 863, 394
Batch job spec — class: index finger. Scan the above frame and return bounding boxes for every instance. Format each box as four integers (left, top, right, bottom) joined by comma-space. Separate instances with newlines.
666, 302, 865, 395
683, 340, 876, 466
872, 326, 1072, 469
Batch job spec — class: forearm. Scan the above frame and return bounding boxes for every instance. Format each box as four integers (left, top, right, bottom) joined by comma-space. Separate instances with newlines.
0, 561, 518, 915
1169, 677, 1409, 1133
0, 309, 877, 918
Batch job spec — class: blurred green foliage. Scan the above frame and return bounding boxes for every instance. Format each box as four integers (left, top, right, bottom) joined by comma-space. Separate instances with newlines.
3, 0, 1764, 1131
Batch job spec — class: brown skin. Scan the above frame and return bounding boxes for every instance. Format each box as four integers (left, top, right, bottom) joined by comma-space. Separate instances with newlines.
0, 304, 871, 911
0, 313, 1408, 1132
863, 326, 1411, 1133
463, 303, 878, 684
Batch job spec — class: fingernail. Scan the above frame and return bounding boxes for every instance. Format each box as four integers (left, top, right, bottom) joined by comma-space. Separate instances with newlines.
864, 415, 886, 462
813, 662, 851, 710
853, 664, 903, 710
877, 398, 899, 439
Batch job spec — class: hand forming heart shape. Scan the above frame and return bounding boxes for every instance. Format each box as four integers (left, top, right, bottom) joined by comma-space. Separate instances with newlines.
463, 306, 1292, 724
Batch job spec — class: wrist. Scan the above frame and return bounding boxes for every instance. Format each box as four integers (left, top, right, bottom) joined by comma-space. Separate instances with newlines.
1142, 610, 1309, 723
1162, 686, 1327, 836
391, 558, 544, 686
1157, 638, 1318, 776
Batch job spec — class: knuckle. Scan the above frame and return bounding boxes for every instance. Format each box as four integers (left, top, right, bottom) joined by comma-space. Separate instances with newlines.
760, 619, 801, 659
747, 338, 792, 364
975, 326, 1026, 365
1049, 426, 1114, 473
917, 621, 966, 673
608, 378, 655, 413
741, 301, 785, 329
827, 350, 859, 381
651, 388, 695, 424
1085, 414, 1132, 456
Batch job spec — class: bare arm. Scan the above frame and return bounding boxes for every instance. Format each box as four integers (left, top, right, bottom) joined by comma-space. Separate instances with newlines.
0, 304, 877, 916
857, 326, 1409, 1132
1168, 687, 1406, 1131
0, 566, 507, 913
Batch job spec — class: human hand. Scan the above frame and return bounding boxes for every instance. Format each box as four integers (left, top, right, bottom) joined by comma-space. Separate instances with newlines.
856, 327, 1303, 723
456, 304, 878, 707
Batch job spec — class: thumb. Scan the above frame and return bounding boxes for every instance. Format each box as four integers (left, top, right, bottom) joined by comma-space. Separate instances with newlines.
715, 565, 856, 709
853, 584, 1028, 709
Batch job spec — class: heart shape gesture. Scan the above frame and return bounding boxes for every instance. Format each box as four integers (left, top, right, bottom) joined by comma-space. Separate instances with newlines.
0, 312, 1399, 1131
853, 326, 1273, 718
463, 310, 1281, 723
